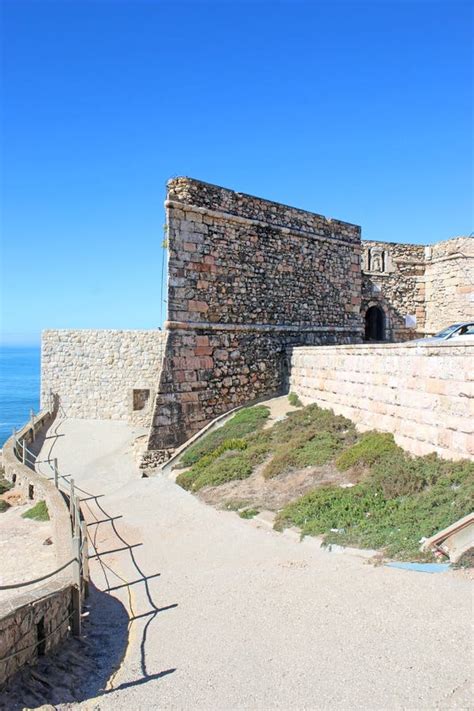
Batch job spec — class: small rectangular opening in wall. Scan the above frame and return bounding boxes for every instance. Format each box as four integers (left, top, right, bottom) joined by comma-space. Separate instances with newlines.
132, 389, 150, 411
28, 484, 34, 500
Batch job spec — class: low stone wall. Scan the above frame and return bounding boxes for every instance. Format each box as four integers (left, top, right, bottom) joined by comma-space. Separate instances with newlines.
0, 411, 80, 686
41, 330, 166, 425
289, 343, 474, 460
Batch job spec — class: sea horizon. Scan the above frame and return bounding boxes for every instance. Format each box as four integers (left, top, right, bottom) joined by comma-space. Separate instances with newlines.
0, 344, 41, 448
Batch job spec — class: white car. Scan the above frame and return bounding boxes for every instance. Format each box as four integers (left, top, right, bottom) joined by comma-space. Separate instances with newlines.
413, 322, 474, 344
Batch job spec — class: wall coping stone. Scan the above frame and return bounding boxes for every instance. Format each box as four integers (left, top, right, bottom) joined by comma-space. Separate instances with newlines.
166, 320, 364, 334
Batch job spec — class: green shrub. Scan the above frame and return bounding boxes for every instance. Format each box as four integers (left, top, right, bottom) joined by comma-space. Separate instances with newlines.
336, 432, 400, 471
0, 500, 10, 513
191, 452, 253, 490
288, 392, 302, 407
239, 508, 260, 519
177, 435, 272, 492
275, 458, 474, 560
0, 474, 11, 495
179, 406, 270, 467
22, 500, 50, 521
270, 404, 356, 445
368, 452, 444, 499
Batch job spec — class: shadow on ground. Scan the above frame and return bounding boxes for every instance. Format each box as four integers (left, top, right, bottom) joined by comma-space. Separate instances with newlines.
0, 415, 176, 709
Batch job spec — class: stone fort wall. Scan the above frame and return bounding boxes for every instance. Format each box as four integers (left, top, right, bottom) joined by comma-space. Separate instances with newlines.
361, 236, 474, 340
145, 178, 363, 460
362, 241, 426, 340
41, 330, 166, 426
39, 177, 473, 462
424, 237, 474, 334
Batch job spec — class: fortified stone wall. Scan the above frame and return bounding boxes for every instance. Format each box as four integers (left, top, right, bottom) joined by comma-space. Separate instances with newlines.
424, 237, 474, 334
145, 178, 363, 460
361, 241, 426, 340
41, 330, 166, 425
290, 342, 474, 461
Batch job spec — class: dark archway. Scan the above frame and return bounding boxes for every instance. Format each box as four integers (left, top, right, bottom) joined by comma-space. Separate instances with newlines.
365, 306, 385, 341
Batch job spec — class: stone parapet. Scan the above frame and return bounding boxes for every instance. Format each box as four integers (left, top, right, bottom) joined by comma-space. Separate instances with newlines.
41, 329, 166, 424
0, 411, 80, 686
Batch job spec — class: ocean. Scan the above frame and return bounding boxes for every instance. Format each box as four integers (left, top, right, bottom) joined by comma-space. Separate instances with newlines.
0, 346, 41, 448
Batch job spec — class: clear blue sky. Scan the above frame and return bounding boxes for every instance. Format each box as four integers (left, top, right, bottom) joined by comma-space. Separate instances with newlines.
1, 0, 472, 345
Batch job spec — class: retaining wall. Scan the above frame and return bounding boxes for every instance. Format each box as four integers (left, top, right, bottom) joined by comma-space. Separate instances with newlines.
289, 342, 474, 461
0, 411, 81, 686
41, 330, 166, 425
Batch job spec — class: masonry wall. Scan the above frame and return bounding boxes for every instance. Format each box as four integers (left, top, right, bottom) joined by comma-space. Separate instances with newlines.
290, 343, 474, 461
146, 178, 363, 459
424, 237, 474, 334
361, 241, 426, 341
42, 330, 166, 425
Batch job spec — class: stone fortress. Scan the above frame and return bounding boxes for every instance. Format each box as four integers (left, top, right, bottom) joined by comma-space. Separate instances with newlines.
41, 178, 474, 464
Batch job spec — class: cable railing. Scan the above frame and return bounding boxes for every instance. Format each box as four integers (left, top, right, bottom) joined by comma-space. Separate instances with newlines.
1, 405, 89, 641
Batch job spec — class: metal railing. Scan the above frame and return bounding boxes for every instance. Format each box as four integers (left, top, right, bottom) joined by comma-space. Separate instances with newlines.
1, 407, 89, 639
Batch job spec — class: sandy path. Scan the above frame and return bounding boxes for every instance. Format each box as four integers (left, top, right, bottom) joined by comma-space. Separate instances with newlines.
17, 417, 473, 710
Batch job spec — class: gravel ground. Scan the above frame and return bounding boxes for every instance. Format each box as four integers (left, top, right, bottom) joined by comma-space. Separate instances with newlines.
0, 496, 54, 603
2, 415, 472, 711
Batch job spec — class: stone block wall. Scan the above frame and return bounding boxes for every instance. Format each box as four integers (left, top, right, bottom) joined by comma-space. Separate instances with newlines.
146, 178, 363, 457
424, 237, 474, 334
41, 330, 166, 425
290, 343, 474, 461
362, 241, 426, 340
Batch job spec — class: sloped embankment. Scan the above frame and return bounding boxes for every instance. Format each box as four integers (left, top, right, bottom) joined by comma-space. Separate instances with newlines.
174, 398, 474, 561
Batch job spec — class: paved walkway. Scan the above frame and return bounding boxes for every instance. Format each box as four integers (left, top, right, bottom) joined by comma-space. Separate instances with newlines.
30, 418, 474, 709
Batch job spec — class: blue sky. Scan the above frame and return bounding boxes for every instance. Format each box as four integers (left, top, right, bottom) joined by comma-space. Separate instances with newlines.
1, 0, 472, 345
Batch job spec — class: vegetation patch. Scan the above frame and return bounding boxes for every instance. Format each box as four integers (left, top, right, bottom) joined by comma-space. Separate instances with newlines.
239, 508, 260, 519
177, 435, 272, 492
22, 500, 50, 521
263, 406, 357, 479
0, 500, 10, 513
176, 400, 473, 562
0, 470, 12, 495
336, 431, 399, 471
288, 392, 302, 407
276, 455, 474, 560
178, 406, 270, 467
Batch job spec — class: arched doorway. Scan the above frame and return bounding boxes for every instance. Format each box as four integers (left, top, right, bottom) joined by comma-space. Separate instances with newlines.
365, 306, 385, 341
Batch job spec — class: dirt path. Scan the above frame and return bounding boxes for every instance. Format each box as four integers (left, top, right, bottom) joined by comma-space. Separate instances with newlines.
1, 416, 472, 710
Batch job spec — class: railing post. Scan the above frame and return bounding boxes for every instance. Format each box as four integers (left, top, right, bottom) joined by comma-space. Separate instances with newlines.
53, 458, 59, 488
74, 494, 81, 536
80, 520, 90, 598
22, 440, 26, 465
71, 535, 82, 637
69, 478, 75, 518
30, 409, 36, 441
